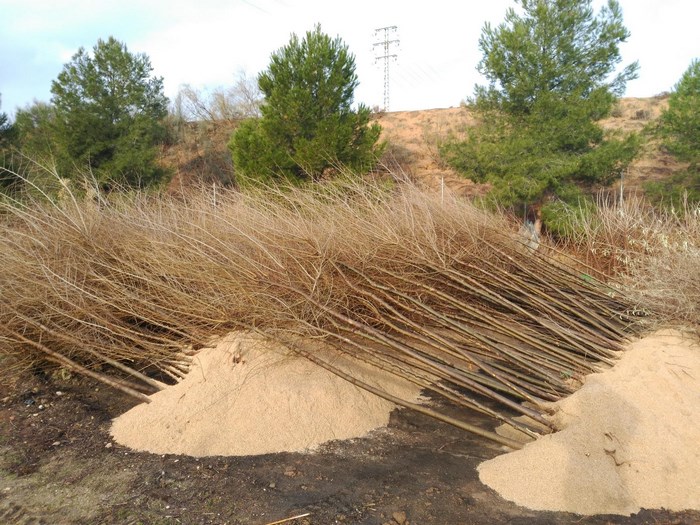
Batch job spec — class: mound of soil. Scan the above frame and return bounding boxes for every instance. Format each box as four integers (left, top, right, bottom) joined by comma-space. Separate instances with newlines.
478, 329, 700, 516
110, 333, 421, 456
110, 328, 700, 518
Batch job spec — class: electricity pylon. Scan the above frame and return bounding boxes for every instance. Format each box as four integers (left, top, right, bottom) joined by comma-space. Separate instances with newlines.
373, 26, 399, 111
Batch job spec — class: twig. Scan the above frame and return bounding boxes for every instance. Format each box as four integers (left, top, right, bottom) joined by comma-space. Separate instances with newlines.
262, 512, 311, 525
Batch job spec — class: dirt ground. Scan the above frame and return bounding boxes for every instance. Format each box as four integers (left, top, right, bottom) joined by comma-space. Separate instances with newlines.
2, 372, 698, 525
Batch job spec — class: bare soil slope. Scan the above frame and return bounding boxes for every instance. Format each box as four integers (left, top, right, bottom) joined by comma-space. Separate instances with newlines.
160, 96, 683, 195
374, 107, 488, 197
375, 96, 681, 196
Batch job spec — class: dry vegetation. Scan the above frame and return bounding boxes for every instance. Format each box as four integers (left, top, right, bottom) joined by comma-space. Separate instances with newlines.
3, 91, 700, 448
4, 174, 697, 446
160, 119, 238, 191
554, 193, 700, 327
154, 96, 679, 201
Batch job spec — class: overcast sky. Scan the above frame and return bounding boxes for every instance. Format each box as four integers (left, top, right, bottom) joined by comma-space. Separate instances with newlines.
1, 0, 698, 117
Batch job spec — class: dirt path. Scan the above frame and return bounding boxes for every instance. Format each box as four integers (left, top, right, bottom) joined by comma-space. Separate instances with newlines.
2, 372, 698, 525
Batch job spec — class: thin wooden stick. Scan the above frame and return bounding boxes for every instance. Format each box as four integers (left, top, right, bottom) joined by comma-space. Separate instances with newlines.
11, 332, 152, 403
262, 512, 311, 525
297, 346, 524, 450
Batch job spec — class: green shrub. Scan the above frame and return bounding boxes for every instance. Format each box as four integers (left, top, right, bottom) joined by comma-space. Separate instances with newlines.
647, 59, 700, 208
441, 0, 640, 220
228, 25, 383, 185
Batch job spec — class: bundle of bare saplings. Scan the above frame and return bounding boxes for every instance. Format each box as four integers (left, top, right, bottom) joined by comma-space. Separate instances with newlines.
0, 178, 643, 447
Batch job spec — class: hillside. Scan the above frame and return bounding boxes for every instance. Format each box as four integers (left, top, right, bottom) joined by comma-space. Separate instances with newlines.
161, 96, 682, 196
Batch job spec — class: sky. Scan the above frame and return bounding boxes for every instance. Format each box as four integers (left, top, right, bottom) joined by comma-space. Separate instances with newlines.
1, 0, 699, 118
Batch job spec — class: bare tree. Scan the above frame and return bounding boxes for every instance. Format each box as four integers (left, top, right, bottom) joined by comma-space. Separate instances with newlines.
175, 70, 262, 122
229, 69, 263, 118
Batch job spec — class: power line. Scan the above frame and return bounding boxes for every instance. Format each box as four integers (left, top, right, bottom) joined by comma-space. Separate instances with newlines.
373, 26, 399, 111
239, 0, 270, 14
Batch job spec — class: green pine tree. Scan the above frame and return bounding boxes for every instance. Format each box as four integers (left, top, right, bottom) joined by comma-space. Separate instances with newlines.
646, 59, 700, 207
12, 101, 56, 164
441, 0, 640, 230
229, 25, 383, 184
0, 94, 19, 191
50, 36, 169, 188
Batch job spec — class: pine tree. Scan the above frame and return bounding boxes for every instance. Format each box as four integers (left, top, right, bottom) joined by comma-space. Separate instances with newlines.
51, 36, 169, 188
229, 25, 383, 184
0, 94, 19, 191
646, 59, 700, 207
441, 0, 640, 229
658, 59, 700, 165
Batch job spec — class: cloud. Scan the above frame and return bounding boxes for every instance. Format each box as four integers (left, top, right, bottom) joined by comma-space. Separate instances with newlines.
1, 0, 699, 113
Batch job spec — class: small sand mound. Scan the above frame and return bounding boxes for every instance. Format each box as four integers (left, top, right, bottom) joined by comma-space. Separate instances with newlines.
478, 329, 700, 516
110, 333, 421, 457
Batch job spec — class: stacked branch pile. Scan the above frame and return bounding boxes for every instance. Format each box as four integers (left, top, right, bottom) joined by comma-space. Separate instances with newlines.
0, 180, 641, 446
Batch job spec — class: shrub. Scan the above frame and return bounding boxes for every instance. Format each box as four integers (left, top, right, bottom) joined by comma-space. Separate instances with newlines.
229, 25, 383, 185
646, 59, 700, 208
441, 0, 640, 227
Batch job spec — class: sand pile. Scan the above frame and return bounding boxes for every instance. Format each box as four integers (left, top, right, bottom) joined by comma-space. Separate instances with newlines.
478, 329, 700, 516
111, 333, 421, 457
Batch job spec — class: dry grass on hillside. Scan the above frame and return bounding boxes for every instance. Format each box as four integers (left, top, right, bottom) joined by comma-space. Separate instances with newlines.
375, 107, 487, 197
157, 97, 681, 202
160, 119, 239, 192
